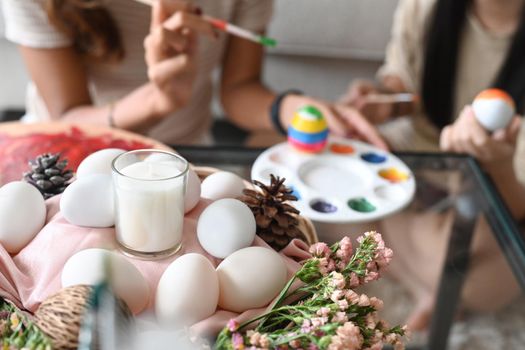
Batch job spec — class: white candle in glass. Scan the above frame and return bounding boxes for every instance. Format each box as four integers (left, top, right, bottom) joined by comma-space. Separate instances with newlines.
112, 150, 188, 259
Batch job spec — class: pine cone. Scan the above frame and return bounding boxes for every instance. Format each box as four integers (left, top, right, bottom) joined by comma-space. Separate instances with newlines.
240, 174, 306, 251
23, 153, 74, 199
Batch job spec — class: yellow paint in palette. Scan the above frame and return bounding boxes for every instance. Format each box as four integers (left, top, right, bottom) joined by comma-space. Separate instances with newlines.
378, 168, 409, 183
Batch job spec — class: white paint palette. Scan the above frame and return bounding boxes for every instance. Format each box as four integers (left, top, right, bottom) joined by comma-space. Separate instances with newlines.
251, 137, 416, 223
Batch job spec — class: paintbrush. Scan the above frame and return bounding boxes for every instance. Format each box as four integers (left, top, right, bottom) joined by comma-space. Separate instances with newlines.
133, 0, 277, 47
365, 93, 418, 104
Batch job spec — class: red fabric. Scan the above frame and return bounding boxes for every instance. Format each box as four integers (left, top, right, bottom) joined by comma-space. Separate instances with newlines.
0, 127, 151, 185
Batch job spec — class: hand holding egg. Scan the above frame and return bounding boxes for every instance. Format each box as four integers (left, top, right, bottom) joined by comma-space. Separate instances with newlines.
440, 105, 521, 162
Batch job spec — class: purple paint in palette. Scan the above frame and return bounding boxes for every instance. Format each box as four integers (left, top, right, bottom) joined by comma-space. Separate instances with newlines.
361, 153, 387, 164
310, 199, 337, 213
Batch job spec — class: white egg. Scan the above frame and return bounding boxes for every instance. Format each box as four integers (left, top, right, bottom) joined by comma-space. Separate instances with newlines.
201, 171, 245, 200
76, 148, 126, 178
156, 253, 219, 326
184, 168, 201, 213
61, 248, 149, 314
60, 174, 114, 227
197, 199, 255, 259
472, 92, 515, 132
0, 181, 46, 253
217, 247, 287, 312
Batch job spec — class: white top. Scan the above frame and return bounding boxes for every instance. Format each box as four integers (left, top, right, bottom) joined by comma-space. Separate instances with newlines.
1, 0, 273, 144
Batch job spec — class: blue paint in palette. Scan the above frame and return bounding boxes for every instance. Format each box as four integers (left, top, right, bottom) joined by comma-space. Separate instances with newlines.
361, 152, 387, 164
289, 185, 301, 200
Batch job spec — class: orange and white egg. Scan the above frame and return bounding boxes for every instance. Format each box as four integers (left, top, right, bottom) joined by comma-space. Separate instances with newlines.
472, 89, 515, 131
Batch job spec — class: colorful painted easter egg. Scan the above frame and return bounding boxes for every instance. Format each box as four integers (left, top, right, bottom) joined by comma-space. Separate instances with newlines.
472, 89, 515, 131
288, 106, 329, 153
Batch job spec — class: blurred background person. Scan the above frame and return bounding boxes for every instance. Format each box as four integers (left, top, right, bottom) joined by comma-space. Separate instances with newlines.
339, 0, 525, 330
0, 0, 385, 147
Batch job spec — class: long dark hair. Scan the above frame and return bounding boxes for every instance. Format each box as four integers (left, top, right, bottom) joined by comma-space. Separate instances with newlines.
422, 0, 525, 129
44, 0, 124, 62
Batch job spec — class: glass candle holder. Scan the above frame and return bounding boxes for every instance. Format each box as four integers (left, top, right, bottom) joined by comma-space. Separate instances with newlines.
112, 150, 188, 259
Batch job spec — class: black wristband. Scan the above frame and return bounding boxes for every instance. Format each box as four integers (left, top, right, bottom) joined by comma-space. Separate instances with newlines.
270, 89, 304, 135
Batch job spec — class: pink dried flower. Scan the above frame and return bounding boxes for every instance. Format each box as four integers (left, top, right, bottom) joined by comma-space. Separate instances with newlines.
364, 271, 379, 283
301, 319, 313, 334
379, 319, 391, 330
289, 339, 301, 348
318, 257, 336, 275
330, 290, 344, 302
402, 325, 411, 338
385, 333, 398, 343
310, 242, 330, 258
327, 259, 337, 272
259, 334, 270, 348
329, 272, 346, 289
328, 322, 363, 350
227, 319, 239, 332
249, 331, 261, 346
337, 299, 349, 311
365, 313, 377, 329
311, 317, 328, 328
349, 272, 360, 288
308, 345, 320, 350
316, 307, 331, 317
345, 290, 360, 304
358, 294, 370, 307
367, 261, 378, 272
364, 231, 384, 248
232, 333, 245, 350
331, 311, 348, 323
367, 342, 383, 350
375, 247, 393, 269
335, 237, 353, 264
372, 330, 384, 343
370, 297, 384, 311
336, 260, 347, 270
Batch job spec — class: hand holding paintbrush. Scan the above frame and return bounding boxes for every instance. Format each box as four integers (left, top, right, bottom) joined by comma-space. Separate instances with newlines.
134, 0, 277, 47
143, 0, 213, 117
339, 80, 419, 124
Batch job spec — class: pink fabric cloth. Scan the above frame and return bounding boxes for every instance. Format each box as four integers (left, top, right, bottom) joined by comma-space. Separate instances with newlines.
0, 196, 311, 336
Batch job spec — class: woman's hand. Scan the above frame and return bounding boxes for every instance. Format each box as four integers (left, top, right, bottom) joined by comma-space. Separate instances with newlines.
144, 0, 216, 118
280, 94, 389, 150
440, 105, 522, 163
339, 79, 394, 124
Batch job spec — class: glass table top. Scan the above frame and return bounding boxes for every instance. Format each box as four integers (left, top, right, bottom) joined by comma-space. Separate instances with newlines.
175, 145, 525, 350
